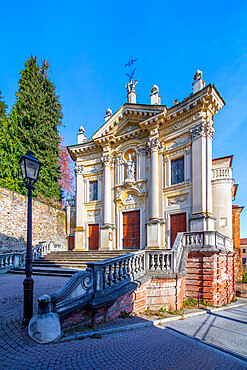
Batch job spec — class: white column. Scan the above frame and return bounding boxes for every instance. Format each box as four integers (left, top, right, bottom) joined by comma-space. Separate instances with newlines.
146, 138, 162, 248
150, 140, 159, 219
103, 161, 111, 225
190, 121, 214, 231
100, 149, 114, 250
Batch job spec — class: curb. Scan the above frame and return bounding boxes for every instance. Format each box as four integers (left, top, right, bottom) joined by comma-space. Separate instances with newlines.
59, 301, 247, 342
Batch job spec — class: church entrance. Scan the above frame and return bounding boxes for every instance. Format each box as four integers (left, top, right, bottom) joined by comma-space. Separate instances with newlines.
88, 224, 99, 250
170, 213, 186, 247
123, 210, 140, 249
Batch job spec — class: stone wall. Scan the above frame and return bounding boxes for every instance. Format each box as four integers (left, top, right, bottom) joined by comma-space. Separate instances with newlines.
232, 205, 244, 282
0, 186, 67, 251
186, 251, 235, 306
61, 276, 186, 328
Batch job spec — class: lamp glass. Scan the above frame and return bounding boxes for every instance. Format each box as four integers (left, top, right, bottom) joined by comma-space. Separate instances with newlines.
19, 151, 41, 186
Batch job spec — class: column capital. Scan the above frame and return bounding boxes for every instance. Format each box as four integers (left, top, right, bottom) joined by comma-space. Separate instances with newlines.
190, 121, 214, 140
148, 137, 161, 152
75, 164, 84, 174
101, 153, 113, 166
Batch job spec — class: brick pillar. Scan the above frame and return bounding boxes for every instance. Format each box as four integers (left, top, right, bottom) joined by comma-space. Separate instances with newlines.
232, 205, 244, 282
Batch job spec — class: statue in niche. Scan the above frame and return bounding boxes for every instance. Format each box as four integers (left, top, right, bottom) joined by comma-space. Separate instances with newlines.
126, 153, 135, 180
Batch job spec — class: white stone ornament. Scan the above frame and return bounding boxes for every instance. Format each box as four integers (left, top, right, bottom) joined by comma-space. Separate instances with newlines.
28, 295, 61, 344
125, 194, 135, 204
77, 126, 87, 144
126, 154, 135, 180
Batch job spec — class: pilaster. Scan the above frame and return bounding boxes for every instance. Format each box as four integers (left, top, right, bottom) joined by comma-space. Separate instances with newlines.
146, 135, 163, 248
190, 121, 214, 231
100, 146, 114, 250
74, 164, 85, 250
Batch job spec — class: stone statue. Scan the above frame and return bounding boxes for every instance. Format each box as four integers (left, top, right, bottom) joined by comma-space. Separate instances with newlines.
126, 154, 135, 180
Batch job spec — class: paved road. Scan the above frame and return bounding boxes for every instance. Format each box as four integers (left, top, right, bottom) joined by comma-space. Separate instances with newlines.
0, 274, 247, 369
163, 305, 247, 360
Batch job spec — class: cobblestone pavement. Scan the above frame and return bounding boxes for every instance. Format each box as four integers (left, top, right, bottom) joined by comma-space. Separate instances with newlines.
1, 274, 247, 369
163, 304, 247, 359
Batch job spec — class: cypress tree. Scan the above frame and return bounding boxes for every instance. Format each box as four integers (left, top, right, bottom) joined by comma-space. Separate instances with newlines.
6, 56, 63, 200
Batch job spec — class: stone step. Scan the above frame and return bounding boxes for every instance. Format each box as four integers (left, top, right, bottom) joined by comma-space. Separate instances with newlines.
9, 266, 77, 277
10, 250, 138, 277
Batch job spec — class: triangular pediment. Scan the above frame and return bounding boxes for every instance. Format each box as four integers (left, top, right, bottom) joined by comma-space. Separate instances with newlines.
92, 104, 166, 140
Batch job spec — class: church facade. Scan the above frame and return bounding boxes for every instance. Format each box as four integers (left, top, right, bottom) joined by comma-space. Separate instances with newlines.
68, 71, 235, 251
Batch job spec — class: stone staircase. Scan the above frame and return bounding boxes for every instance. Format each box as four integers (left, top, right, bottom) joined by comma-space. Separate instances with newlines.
10, 250, 136, 277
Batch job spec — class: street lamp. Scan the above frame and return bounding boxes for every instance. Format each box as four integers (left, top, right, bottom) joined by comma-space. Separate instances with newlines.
19, 150, 42, 325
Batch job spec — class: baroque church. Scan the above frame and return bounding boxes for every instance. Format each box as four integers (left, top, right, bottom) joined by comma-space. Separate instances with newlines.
68, 71, 236, 251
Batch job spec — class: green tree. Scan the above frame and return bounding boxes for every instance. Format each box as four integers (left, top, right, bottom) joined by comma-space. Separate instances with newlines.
0, 106, 23, 193
0, 91, 7, 119
1, 56, 63, 200
0, 91, 21, 192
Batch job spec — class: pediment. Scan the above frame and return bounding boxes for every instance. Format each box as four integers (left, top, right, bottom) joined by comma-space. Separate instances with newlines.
92, 104, 165, 140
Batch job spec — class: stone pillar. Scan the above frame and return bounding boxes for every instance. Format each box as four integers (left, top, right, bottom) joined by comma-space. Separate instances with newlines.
190, 121, 214, 231
147, 138, 162, 248
100, 149, 114, 250
232, 205, 244, 282
74, 164, 85, 250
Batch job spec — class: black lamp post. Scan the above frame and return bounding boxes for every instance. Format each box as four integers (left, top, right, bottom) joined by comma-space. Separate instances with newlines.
19, 150, 42, 325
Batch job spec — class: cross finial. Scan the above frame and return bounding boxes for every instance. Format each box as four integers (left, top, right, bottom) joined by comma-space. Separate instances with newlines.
124, 55, 138, 83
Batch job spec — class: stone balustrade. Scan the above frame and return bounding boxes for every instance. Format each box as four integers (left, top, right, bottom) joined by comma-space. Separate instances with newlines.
0, 240, 64, 271
0, 252, 26, 269
33, 241, 66, 258
183, 231, 233, 252
212, 167, 232, 180
86, 251, 145, 294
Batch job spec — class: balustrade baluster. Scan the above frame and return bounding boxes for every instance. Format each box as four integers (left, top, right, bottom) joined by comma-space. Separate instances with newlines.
138, 255, 142, 272
103, 266, 107, 289
160, 254, 165, 270
118, 261, 123, 281
108, 264, 113, 286
150, 254, 155, 270
140, 255, 144, 272
127, 257, 132, 276
156, 254, 161, 270
167, 254, 171, 269
131, 257, 135, 277
113, 262, 118, 283
123, 259, 127, 278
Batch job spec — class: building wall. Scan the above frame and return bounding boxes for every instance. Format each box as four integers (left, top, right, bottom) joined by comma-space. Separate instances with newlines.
232, 205, 244, 282
240, 238, 247, 267
0, 186, 67, 251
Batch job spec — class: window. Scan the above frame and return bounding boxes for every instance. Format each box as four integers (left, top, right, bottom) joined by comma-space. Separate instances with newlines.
171, 157, 184, 185
243, 249, 246, 254
243, 258, 246, 265
89, 180, 98, 201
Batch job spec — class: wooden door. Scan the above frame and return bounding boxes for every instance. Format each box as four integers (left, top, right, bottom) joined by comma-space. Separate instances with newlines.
170, 213, 186, 247
88, 224, 99, 250
68, 235, 74, 250
123, 211, 140, 249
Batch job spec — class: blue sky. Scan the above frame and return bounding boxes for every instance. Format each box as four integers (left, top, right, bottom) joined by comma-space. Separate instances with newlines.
1, 0, 247, 236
